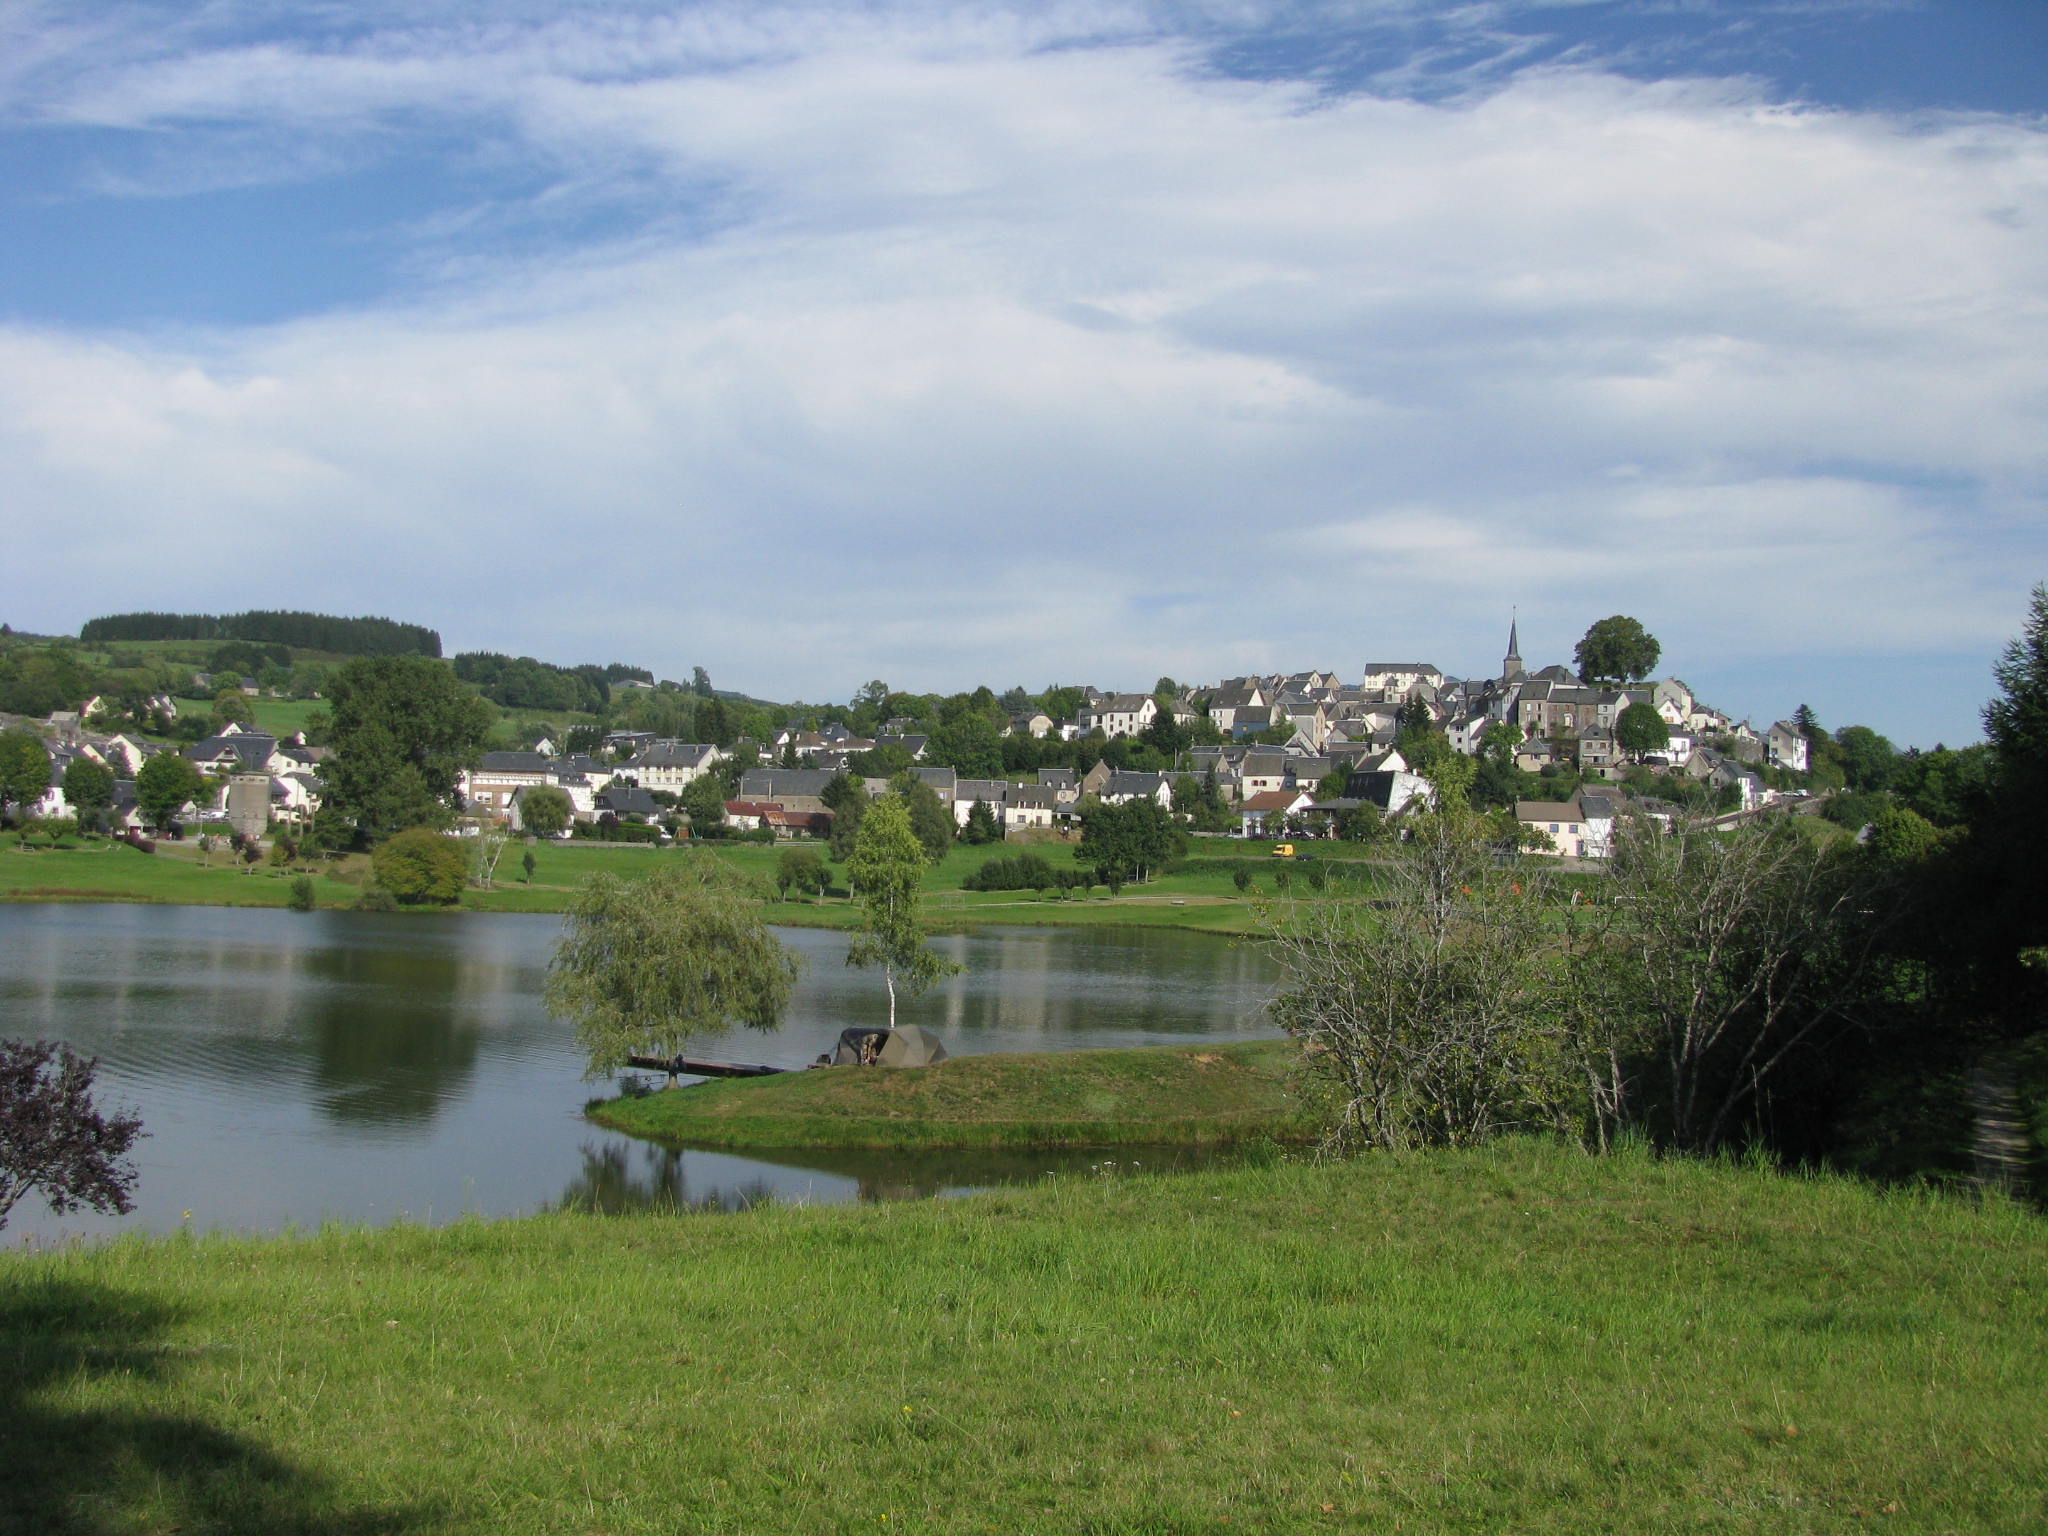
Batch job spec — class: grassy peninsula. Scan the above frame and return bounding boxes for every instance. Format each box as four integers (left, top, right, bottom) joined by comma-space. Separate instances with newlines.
5, 1140, 2044, 1535
589, 1038, 1313, 1150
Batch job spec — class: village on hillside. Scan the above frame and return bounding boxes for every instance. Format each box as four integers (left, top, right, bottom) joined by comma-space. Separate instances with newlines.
6, 618, 1816, 863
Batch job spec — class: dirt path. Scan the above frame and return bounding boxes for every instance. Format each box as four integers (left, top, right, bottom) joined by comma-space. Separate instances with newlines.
1967, 1049, 2034, 1196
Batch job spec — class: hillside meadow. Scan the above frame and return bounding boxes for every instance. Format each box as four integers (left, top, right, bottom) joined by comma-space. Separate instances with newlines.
3, 1139, 2043, 1535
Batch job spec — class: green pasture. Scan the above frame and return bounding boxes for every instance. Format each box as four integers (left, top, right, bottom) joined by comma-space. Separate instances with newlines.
4, 1139, 2043, 1534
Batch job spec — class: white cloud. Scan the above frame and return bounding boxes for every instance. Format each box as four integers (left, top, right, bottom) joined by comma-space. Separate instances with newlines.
0, 4, 2042, 743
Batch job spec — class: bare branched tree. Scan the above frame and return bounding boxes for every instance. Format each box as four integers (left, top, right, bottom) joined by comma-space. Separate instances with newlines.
1567, 813, 1897, 1154
1264, 795, 1574, 1153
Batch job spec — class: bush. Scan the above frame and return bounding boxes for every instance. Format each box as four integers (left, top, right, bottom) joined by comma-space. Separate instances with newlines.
286, 874, 317, 912
1232, 867, 1252, 893
575, 822, 663, 844
962, 853, 1058, 892
1823, 790, 1891, 831
355, 885, 399, 913
369, 828, 468, 905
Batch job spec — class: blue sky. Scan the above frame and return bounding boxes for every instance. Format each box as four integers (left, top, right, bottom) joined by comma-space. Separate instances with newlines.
3, 0, 2044, 746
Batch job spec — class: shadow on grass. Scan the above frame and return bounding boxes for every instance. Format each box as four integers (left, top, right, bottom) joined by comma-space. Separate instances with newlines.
0, 1278, 433, 1536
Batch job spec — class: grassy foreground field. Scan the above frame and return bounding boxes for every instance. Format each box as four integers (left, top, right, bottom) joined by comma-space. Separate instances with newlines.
590, 1039, 1314, 1150
4, 1141, 2043, 1535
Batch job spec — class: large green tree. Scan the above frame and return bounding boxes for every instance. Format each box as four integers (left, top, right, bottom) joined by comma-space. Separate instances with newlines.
61, 758, 115, 833
519, 785, 573, 838
0, 730, 51, 824
0, 648, 94, 718
931, 713, 1002, 778
317, 657, 493, 847
1614, 701, 1671, 761
889, 773, 955, 863
135, 752, 205, 831
1832, 725, 1899, 793
370, 827, 470, 905
545, 860, 801, 1077
845, 796, 957, 1030
681, 773, 727, 836
1573, 616, 1662, 685
1076, 798, 1185, 886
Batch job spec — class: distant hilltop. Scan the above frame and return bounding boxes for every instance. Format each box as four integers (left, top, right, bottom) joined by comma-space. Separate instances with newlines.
78, 610, 442, 658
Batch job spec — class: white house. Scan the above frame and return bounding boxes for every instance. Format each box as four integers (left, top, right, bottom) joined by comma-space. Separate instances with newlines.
1518, 798, 1592, 858
1003, 783, 1059, 831
1361, 662, 1444, 698
1767, 721, 1810, 773
1081, 694, 1158, 738
619, 740, 724, 791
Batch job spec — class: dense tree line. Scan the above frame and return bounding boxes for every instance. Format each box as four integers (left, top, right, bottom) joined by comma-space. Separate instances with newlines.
0, 646, 96, 717
79, 611, 441, 657
451, 652, 613, 714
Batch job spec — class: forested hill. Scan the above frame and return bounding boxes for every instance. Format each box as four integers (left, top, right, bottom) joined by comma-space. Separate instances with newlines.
78, 611, 441, 658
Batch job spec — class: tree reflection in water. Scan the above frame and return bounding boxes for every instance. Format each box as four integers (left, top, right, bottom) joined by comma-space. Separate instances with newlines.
560, 1140, 1249, 1213
302, 942, 483, 1128
555, 1142, 781, 1214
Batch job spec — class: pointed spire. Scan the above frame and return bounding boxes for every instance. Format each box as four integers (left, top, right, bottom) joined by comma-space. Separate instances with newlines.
1502, 610, 1524, 680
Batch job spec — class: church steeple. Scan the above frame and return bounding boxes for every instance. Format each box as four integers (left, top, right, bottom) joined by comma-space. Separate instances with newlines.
1502, 611, 1523, 681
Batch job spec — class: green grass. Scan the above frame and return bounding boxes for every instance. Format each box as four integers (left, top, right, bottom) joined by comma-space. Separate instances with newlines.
4, 1140, 2043, 1534
0, 836, 1315, 932
590, 1038, 1313, 1150
0, 838, 331, 908
243, 695, 328, 738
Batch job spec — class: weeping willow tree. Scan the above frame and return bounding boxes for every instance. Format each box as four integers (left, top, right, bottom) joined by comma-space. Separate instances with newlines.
545, 859, 802, 1078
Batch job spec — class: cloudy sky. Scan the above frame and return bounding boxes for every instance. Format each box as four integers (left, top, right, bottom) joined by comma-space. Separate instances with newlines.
3, 0, 2044, 745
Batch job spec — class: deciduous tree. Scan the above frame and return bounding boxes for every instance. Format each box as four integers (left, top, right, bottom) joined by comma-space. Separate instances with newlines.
0, 1038, 144, 1232
1076, 798, 1185, 886
545, 861, 801, 1077
370, 827, 470, 905
845, 796, 958, 1030
135, 751, 205, 831
0, 729, 51, 824
317, 657, 493, 847
776, 846, 829, 903
520, 785, 573, 838
890, 773, 955, 863
61, 757, 114, 833
1567, 814, 1894, 1153
1265, 793, 1568, 1152
1573, 616, 1661, 684
681, 773, 727, 835
212, 689, 252, 728
1615, 701, 1670, 761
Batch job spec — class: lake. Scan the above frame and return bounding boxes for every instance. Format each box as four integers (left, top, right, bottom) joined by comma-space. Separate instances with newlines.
0, 903, 1282, 1243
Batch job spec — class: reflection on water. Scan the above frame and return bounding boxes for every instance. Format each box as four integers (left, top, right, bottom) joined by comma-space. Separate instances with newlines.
556, 1139, 1252, 1213
300, 933, 485, 1126
0, 903, 1280, 1242
555, 1142, 783, 1214
770, 924, 1278, 1060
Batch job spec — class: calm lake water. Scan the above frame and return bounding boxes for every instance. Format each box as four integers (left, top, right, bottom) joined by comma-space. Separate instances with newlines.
0, 904, 1281, 1244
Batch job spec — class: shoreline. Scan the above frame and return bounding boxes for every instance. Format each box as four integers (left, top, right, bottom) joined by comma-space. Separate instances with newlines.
0, 837, 1275, 933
